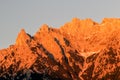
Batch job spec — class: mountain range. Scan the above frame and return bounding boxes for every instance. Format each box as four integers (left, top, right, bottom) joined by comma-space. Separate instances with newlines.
0, 18, 120, 80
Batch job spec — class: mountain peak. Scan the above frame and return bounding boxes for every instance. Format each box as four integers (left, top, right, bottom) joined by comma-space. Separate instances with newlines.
15, 28, 31, 46
102, 18, 120, 23
39, 24, 49, 32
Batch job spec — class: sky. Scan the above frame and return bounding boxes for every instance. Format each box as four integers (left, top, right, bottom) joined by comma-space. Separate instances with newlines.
0, 0, 120, 49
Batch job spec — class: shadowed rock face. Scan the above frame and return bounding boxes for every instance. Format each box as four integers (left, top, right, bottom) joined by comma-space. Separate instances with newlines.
0, 18, 120, 80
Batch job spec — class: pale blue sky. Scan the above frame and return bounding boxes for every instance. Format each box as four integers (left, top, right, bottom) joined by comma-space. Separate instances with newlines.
0, 0, 120, 49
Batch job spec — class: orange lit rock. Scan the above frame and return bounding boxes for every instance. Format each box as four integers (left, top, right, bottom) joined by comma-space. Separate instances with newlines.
15, 29, 31, 46
0, 18, 120, 80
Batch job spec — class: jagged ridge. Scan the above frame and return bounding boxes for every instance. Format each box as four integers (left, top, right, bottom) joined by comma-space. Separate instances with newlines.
0, 18, 120, 80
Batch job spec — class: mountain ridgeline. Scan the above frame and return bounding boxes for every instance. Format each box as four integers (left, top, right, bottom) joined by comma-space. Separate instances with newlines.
0, 18, 120, 80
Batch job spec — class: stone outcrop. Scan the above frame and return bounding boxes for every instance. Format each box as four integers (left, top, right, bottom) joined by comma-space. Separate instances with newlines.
0, 18, 120, 80
15, 29, 31, 46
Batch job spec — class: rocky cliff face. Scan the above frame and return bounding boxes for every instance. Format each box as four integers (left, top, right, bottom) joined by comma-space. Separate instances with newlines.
0, 18, 120, 80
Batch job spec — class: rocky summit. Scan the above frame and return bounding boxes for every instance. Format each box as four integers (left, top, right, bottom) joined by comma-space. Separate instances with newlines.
0, 18, 120, 80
